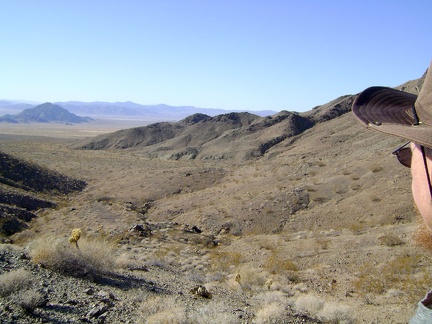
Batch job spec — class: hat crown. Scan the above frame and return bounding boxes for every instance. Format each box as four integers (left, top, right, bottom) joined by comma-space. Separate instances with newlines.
416, 61, 432, 125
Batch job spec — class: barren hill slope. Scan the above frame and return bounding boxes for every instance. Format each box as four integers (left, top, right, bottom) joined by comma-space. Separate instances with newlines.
67, 70, 427, 234
0, 151, 87, 236
71, 106, 337, 161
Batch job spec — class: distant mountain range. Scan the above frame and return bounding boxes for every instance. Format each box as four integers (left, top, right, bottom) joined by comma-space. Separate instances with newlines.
0, 102, 93, 124
0, 100, 277, 122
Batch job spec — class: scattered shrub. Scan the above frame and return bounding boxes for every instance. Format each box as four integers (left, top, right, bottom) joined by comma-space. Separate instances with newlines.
188, 301, 238, 324
317, 302, 355, 324
0, 268, 33, 297
28, 236, 115, 277
294, 294, 324, 316
353, 254, 432, 303
264, 253, 298, 275
237, 267, 267, 292
253, 302, 286, 324
15, 289, 46, 313
209, 251, 242, 272
378, 235, 404, 246
138, 296, 186, 324
252, 290, 290, 322
292, 294, 355, 323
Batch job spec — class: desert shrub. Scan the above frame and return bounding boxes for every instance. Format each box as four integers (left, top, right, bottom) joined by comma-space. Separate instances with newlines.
0, 243, 22, 253
116, 253, 147, 271
138, 296, 187, 324
15, 289, 46, 313
188, 301, 238, 324
378, 234, 404, 246
293, 294, 355, 323
293, 294, 324, 316
209, 251, 242, 272
348, 222, 366, 235
252, 291, 289, 323
353, 254, 432, 303
0, 268, 33, 297
263, 253, 298, 275
370, 165, 383, 173
237, 267, 267, 292
317, 302, 355, 324
28, 236, 115, 277
253, 303, 286, 324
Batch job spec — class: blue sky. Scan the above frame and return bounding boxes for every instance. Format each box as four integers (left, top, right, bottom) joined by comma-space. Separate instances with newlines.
1, 1, 431, 112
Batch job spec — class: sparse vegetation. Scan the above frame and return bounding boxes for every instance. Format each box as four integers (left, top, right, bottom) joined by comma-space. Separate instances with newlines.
263, 252, 298, 274
0, 99, 427, 323
138, 296, 187, 324
353, 254, 432, 303
0, 268, 33, 297
28, 235, 115, 278
15, 288, 46, 313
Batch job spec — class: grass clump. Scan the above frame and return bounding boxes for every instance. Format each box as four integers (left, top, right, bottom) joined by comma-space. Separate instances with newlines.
138, 296, 187, 324
15, 289, 46, 313
0, 268, 34, 297
317, 302, 355, 324
252, 291, 290, 323
28, 235, 116, 278
263, 252, 298, 275
293, 294, 355, 323
236, 267, 268, 292
209, 250, 242, 272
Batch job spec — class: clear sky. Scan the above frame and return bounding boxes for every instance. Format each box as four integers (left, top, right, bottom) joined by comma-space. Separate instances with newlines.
1, 0, 431, 112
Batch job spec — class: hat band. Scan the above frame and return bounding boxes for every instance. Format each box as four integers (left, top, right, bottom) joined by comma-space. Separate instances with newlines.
412, 104, 421, 126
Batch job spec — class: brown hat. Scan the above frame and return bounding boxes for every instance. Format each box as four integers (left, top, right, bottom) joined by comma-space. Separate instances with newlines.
352, 61, 432, 148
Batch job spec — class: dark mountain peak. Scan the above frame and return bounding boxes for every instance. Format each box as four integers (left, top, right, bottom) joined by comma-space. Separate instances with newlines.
0, 102, 93, 123
33, 102, 67, 112
180, 113, 211, 125
211, 112, 259, 125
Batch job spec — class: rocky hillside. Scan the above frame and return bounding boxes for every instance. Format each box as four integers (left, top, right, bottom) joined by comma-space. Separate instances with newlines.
0, 102, 93, 124
71, 106, 340, 161
72, 68, 426, 163
0, 152, 87, 236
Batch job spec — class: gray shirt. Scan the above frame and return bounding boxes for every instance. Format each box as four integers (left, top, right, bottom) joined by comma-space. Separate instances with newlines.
410, 291, 432, 324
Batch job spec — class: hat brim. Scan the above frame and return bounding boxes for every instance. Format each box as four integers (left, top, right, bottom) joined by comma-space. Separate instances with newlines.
352, 86, 432, 148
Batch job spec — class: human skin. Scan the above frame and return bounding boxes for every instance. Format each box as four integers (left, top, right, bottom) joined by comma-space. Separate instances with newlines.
411, 143, 432, 231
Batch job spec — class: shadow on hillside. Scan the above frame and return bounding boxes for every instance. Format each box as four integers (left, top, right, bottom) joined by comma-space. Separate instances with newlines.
90, 271, 169, 293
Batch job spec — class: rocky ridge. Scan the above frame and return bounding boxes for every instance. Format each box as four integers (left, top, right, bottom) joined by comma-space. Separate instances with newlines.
70, 94, 355, 161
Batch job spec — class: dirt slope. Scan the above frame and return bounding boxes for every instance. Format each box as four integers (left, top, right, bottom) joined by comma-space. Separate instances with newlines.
0, 151, 86, 236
